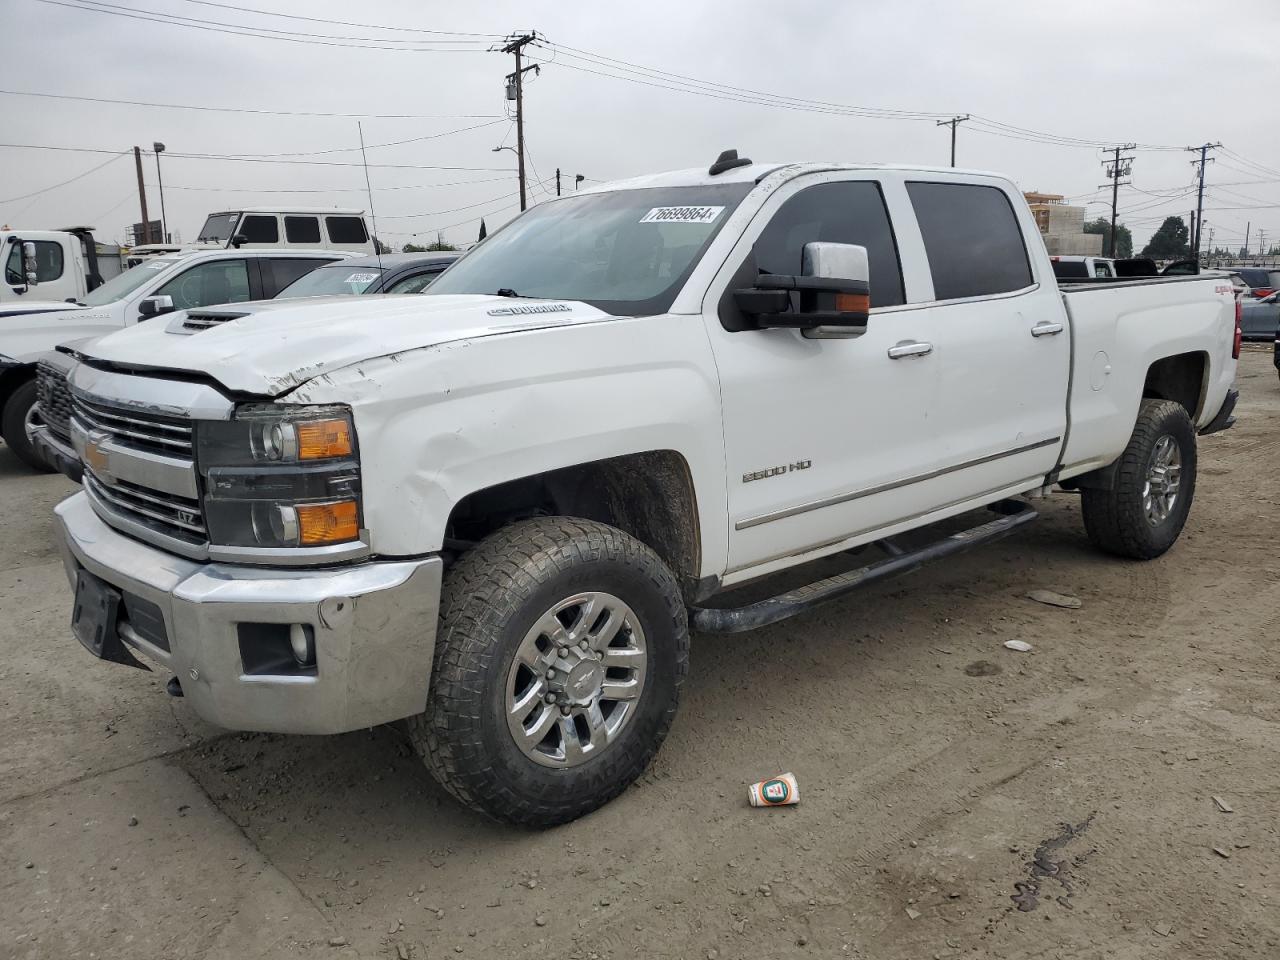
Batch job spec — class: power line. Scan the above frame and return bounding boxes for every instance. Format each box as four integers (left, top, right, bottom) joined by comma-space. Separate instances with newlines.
0, 142, 513, 172
30, 0, 493, 51
169, 0, 502, 38
226, 119, 507, 158
149, 175, 514, 194
0, 150, 127, 204
0, 88, 501, 120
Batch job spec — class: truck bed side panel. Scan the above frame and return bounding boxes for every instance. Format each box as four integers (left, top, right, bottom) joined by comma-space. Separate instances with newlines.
1058, 276, 1235, 475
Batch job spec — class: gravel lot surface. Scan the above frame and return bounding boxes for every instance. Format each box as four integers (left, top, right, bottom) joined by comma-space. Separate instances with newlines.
3, 347, 1277, 960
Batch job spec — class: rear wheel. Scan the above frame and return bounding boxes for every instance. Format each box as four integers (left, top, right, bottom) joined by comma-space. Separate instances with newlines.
409, 517, 689, 826
1081, 398, 1196, 559
1, 379, 55, 472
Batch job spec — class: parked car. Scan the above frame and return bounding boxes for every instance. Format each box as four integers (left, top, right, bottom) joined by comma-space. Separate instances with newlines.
1242, 291, 1280, 341
51, 151, 1238, 826
5, 248, 350, 470
1231, 266, 1280, 298
274, 252, 460, 298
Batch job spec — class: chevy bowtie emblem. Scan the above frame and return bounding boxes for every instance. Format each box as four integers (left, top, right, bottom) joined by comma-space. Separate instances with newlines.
84, 430, 112, 482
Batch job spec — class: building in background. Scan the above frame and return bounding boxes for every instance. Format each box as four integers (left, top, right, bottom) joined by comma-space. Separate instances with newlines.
1024, 192, 1103, 256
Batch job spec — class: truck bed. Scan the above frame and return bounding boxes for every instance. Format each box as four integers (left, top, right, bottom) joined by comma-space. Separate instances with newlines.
1055, 272, 1236, 479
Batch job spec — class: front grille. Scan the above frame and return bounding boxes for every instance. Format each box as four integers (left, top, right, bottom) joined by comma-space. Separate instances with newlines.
72, 395, 193, 457
182, 310, 249, 332
84, 471, 206, 544
36, 361, 73, 441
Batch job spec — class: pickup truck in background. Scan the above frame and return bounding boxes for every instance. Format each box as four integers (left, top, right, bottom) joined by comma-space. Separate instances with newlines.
4, 248, 349, 470
51, 152, 1239, 826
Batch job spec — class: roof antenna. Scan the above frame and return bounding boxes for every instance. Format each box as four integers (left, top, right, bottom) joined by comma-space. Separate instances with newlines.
358, 121, 384, 272
709, 149, 752, 176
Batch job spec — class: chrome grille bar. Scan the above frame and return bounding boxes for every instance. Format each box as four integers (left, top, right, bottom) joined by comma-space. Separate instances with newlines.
84, 471, 206, 539
72, 396, 193, 454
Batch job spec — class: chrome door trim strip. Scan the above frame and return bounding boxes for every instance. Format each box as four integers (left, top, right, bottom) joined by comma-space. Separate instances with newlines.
726, 475, 1045, 575
734, 436, 1061, 531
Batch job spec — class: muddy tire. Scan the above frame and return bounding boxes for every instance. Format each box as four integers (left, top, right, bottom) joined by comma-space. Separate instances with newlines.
408, 517, 689, 827
1081, 399, 1196, 560
1, 379, 54, 472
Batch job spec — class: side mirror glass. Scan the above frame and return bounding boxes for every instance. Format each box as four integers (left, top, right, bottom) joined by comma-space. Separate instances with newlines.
22, 241, 38, 287
138, 294, 175, 319
732, 241, 871, 335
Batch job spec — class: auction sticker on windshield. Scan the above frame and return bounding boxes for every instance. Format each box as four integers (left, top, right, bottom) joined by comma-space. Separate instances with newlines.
345, 272, 379, 284
640, 206, 724, 224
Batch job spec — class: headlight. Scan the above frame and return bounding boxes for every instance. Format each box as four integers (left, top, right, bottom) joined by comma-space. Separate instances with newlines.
196, 404, 362, 549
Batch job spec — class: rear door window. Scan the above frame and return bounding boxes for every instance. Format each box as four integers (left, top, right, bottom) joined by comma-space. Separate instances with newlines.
326, 217, 369, 245
906, 182, 1033, 300
284, 216, 322, 244
752, 180, 905, 307
265, 258, 331, 297
239, 215, 279, 244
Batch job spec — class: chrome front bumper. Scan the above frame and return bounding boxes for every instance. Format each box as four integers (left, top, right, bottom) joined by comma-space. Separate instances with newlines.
55, 492, 443, 735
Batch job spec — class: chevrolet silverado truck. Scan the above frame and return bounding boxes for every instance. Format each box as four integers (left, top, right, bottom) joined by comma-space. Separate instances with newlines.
53, 151, 1240, 826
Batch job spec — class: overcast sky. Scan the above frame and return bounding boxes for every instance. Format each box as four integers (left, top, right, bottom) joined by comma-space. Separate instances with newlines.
4, 0, 1279, 253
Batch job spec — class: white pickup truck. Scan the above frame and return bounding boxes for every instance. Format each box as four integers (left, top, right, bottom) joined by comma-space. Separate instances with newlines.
5, 249, 348, 470
52, 152, 1239, 826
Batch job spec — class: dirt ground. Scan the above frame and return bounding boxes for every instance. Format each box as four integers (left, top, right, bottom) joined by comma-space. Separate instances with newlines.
2, 347, 1278, 960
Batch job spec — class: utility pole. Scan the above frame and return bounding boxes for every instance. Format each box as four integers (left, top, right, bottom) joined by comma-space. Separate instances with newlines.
936, 115, 969, 168
495, 32, 539, 212
1186, 142, 1220, 261
1100, 144, 1135, 258
1257, 229, 1267, 261
1243, 221, 1250, 259
133, 146, 152, 244
555, 167, 561, 197
1188, 210, 1196, 259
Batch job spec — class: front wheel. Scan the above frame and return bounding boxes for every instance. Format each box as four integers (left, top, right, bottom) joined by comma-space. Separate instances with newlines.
1081, 398, 1197, 559
408, 517, 689, 826
1, 379, 55, 472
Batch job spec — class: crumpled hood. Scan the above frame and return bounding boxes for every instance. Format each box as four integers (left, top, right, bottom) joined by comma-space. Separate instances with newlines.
77, 294, 612, 395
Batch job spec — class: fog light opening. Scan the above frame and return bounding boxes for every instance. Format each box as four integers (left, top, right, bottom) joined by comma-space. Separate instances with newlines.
289, 623, 316, 667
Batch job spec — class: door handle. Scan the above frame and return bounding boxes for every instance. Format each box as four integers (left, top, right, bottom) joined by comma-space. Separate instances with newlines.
1031, 321, 1064, 337
887, 340, 933, 359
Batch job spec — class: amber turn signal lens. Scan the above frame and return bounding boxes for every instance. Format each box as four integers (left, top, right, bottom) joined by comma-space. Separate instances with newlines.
296, 418, 353, 460
835, 292, 870, 314
296, 500, 359, 545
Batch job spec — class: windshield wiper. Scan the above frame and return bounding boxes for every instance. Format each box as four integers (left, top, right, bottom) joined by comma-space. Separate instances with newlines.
495, 288, 520, 298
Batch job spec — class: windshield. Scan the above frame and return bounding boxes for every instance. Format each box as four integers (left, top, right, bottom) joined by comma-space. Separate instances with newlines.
197, 213, 239, 244
81, 258, 183, 307
428, 184, 753, 315
276, 263, 384, 298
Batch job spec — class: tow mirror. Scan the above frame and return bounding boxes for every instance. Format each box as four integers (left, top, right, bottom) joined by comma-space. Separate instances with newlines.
230, 234, 247, 249
21, 241, 38, 288
732, 242, 870, 338
138, 294, 175, 319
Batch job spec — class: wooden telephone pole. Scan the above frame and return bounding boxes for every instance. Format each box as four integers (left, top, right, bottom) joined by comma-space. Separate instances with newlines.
497, 32, 539, 211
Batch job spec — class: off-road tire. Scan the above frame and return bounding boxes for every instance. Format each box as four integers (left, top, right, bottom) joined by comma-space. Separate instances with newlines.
408, 517, 690, 827
1081, 398, 1196, 560
1, 379, 54, 472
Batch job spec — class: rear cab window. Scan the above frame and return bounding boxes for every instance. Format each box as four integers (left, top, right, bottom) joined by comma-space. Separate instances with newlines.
906, 181, 1033, 300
